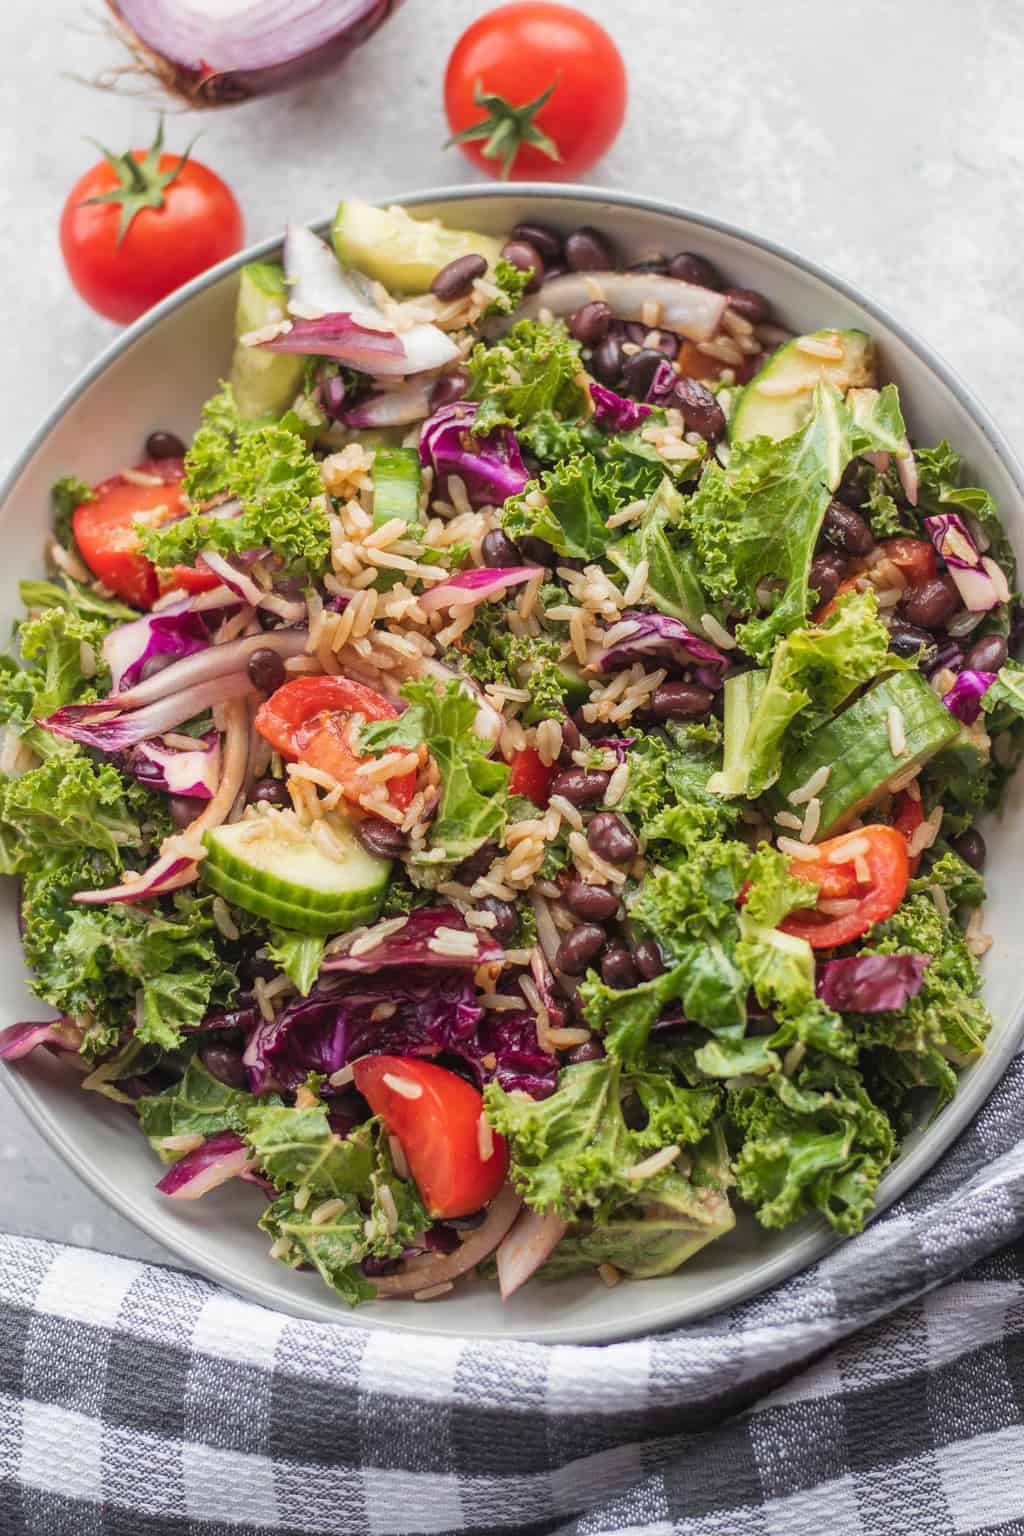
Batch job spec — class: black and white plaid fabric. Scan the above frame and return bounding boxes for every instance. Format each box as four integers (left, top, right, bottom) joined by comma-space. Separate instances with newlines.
4, 1060, 1024, 1535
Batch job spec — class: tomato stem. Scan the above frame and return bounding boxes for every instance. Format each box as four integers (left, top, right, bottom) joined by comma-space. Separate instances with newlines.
79, 114, 199, 244
446, 79, 562, 179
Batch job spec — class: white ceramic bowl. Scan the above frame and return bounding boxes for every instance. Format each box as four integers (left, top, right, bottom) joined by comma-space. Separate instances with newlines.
3, 186, 1023, 1344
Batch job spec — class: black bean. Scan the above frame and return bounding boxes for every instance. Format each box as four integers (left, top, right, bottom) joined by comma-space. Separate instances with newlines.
454, 840, 500, 884
587, 811, 638, 864
651, 681, 715, 720
246, 647, 287, 694
835, 459, 867, 509
200, 1043, 249, 1090
145, 429, 186, 461
167, 794, 199, 830
424, 1223, 461, 1254
566, 1038, 606, 1064
823, 500, 875, 557
431, 253, 487, 300
600, 944, 638, 989
361, 1255, 403, 1277
558, 717, 581, 764
723, 286, 771, 323
139, 652, 175, 682
356, 816, 407, 860
565, 226, 615, 271
500, 239, 544, 292
510, 221, 563, 261
428, 365, 470, 413
673, 377, 726, 441
248, 777, 289, 808
564, 878, 620, 921
556, 923, 606, 975
902, 575, 959, 630
965, 633, 1008, 673
549, 767, 611, 806
590, 333, 625, 385
887, 621, 934, 660
621, 347, 665, 398
445, 1207, 487, 1230
627, 254, 668, 274
633, 938, 666, 980
517, 535, 557, 567
667, 251, 723, 289
808, 551, 848, 609
568, 300, 612, 346
481, 528, 524, 568
480, 896, 517, 944
953, 828, 987, 870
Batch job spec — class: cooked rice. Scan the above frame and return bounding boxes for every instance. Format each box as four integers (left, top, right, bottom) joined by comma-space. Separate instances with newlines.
414, 1281, 455, 1302
381, 1072, 423, 1100
788, 764, 831, 806
776, 836, 819, 862
625, 1145, 681, 1180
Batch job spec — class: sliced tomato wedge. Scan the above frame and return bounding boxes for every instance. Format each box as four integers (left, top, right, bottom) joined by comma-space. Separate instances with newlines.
812, 574, 865, 625
353, 1056, 508, 1219
780, 825, 910, 949
72, 459, 186, 608
158, 560, 223, 597
877, 536, 937, 586
254, 676, 421, 813
508, 746, 557, 806
892, 790, 925, 876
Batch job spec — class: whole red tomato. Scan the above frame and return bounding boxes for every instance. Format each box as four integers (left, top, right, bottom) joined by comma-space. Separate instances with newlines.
445, 3, 626, 180
60, 120, 243, 324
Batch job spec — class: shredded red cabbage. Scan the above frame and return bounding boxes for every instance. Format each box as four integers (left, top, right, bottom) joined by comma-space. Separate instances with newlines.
129, 730, 220, 799
817, 953, 931, 1012
942, 668, 997, 725
323, 906, 505, 973
418, 402, 529, 508
589, 382, 652, 432
103, 595, 217, 693
418, 565, 537, 615
252, 313, 407, 371
923, 513, 1003, 612
596, 610, 728, 679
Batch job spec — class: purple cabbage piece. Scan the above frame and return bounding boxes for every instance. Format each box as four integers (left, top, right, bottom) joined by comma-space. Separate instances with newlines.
923, 513, 1004, 612
103, 596, 213, 693
156, 1131, 254, 1199
418, 401, 529, 508
129, 729, 220, 799
419, 565, 537, 615
0, 1019, 81, 1061
588, 382, 652, 432
646, 359, 680, 407
323, 906, 505, 974
596, 609, 728, 679
593, 736, 636, 762
242, 968, 556, 1099
942, 669, 997, 725
817, 953, 931, 1013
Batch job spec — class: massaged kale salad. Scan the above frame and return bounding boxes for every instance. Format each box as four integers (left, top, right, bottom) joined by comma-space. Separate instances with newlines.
2, 203, 1022, 1306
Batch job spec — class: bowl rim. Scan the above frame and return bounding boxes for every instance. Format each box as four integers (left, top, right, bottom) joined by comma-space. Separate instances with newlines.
4, 181, 1024, 1345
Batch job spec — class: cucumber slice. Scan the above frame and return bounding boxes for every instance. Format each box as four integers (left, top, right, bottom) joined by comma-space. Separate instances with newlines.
730, 330, 874, 444
332, 200, 503, 294
373, 447, 421, 528
770, 671, 960, 837
202, 812, 391, 936
229, 263, 305, 421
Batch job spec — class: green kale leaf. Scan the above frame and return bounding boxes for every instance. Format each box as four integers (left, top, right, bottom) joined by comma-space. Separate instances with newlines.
137, 1058, 260, 1162
467, 319, 585, 432
266, 929, 325, 996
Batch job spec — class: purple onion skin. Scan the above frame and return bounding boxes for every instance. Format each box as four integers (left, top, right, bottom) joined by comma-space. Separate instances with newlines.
109, 0, 406, 105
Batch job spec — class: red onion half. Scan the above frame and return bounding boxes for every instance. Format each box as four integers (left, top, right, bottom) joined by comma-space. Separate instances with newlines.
106, 0, 405, 107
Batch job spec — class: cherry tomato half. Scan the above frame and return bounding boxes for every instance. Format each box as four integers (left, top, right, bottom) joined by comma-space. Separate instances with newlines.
877, 536, 937, 587
445, 3, 627, 181
61, 122, 243, 325
72, 459, 186, 608
254, 676, 421, 814
891, 791, 925, 876
508, 745, 557, 806
353, 1056, 508, 1219
780, 825, 910, 949
812, 575, 865, 625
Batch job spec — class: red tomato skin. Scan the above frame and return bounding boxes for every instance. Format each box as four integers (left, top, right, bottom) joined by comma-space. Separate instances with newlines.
780, 825, 910, 949
61, 154, 243, 324
254, 677, 418, 812
508, 746, 557, 805
353, 1056, 508, 1218
877, 537, 937, 586
892, 791, 925, 876
160, 563, 224, 597
72, 459, 186, 608
445, 3, 627, 180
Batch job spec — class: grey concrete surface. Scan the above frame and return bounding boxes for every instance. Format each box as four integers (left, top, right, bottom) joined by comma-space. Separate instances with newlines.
0, 0, 1020, 1261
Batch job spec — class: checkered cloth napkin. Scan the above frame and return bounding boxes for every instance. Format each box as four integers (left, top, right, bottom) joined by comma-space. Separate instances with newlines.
4, 1059, 1024, 1536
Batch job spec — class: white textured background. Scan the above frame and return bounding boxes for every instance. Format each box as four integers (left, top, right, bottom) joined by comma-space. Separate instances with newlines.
0, 0, 1021, 1261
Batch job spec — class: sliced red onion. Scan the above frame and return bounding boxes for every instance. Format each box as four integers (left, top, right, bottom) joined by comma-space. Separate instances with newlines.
371, 1184, 522, 1298
516, 272, 727, 342
419, 566, 537, 615
0, 1018, 83, 1061
324, 906, 505, 973
251, 313, 409, 372
157, 1131, 256, 1199
942, 668, 997, 725
195, 549, 306, 625
104, 593, 222, 693
866, 451, 890, 474
817, 953, 930, 1012
924, 513, 1003, 612
106, 0, 403, 106
343, 379, 432, 428
130, 729, 220, 799
74, 853, 198, 906
596, 610, 728, 676
896, 439, 918, 506
42, 672, 256, 753
496, 1207, 568, 1300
